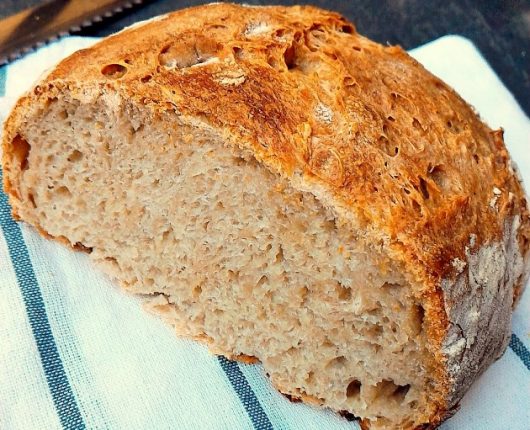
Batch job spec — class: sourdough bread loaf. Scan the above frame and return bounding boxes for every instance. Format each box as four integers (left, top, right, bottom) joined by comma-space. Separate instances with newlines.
2, 3, 529, 429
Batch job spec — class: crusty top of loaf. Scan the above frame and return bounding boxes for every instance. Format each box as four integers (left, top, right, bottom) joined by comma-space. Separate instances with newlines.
16, 3, 530, 288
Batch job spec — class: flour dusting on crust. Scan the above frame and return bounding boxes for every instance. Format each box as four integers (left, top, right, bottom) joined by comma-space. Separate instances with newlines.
441, 216, 524, 405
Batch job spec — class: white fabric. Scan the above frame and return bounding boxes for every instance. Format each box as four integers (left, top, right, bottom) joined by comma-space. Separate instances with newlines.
0, 35, 528, 430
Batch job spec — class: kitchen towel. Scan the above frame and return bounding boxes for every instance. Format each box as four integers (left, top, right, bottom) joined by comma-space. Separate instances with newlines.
0, 35, 529, 430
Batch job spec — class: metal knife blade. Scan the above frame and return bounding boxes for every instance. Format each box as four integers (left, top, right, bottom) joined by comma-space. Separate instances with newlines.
0, 0, 145, 66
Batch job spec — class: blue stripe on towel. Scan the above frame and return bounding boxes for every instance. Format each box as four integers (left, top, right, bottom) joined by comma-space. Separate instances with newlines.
0, 66, 6, 95
510, 334, 530, 371
217, 356, 274, 430
0, 171, 86, 430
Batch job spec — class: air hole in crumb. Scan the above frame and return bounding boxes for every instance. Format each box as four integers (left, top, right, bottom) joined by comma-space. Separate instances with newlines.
326, 356, 346, 369
131, 124, 145, 136
256, 275, 268, 287
275, 245, 284, 263
346, 380, 362, 398
28, 193, 37, 208
101, 64, 127, 78
367, 304, 383, 317
322, 338, 334, 348
67, 150, 83, 162
473, 154, 479, 164
413, 304, 425, 334
412, 118, 421, 129
275, 28, 286, 38
228, 269, 239, 281
192, 285, 202, 298
367, 324, 383, 337
411, 199, 422, 214
382, 282, 401, 289
335, 283, 352, 300
56, 186, 71, 197
45, 97, 58, 107
323, 218, 337, 232
352, 46, 362, 51
392, 384, 410, 402
299, 286, 309, 303
374, 380, 410, 403
141, 75, 152, 83
124, 59, 132, 65
12, 135, 31, 171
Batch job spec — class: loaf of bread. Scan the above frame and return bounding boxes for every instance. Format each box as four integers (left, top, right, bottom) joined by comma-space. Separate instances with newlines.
2, 3, 529, 428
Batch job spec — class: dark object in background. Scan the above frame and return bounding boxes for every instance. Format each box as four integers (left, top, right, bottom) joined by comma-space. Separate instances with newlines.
0, 0, 146, 65
0, 0, 529, 115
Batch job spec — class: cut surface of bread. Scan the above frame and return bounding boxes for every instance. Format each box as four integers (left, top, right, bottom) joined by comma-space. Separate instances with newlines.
2, 3, 529, 429
8, 95, 432, 427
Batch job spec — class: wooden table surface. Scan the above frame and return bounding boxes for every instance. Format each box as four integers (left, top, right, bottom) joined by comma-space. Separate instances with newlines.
1, 0, 529, 116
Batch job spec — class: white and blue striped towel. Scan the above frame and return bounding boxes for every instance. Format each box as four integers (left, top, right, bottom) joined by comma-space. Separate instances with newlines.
0, 35, 529, 430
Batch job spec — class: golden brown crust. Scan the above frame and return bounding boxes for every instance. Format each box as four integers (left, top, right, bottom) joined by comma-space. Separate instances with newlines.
2, 3, 529, 428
